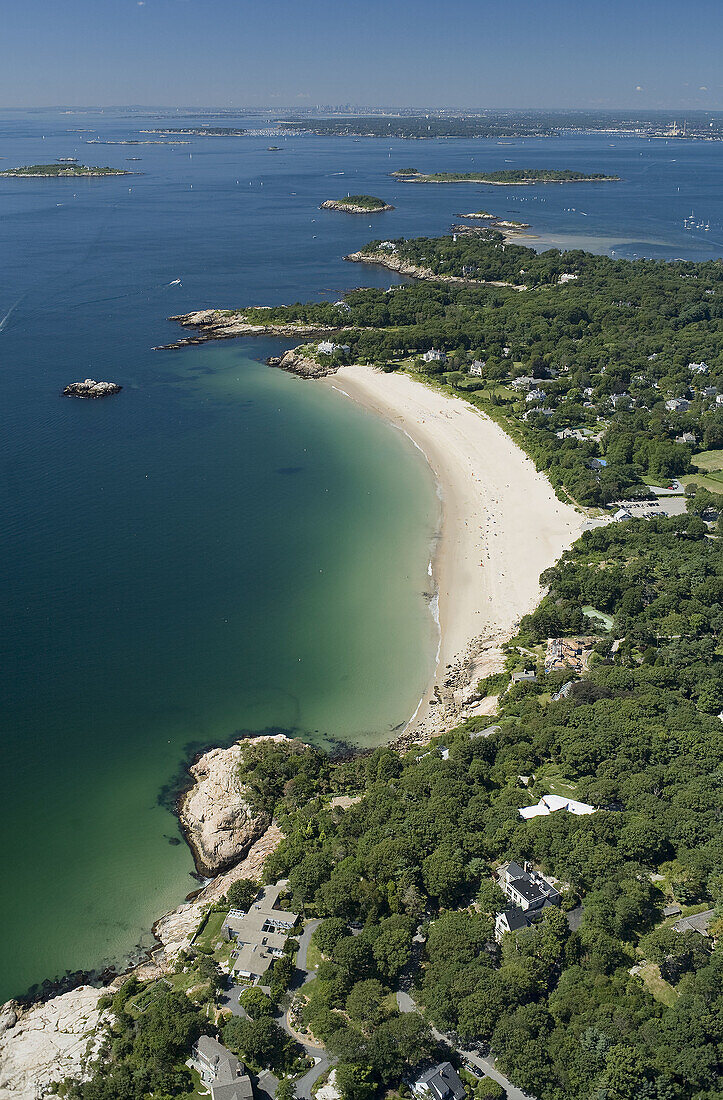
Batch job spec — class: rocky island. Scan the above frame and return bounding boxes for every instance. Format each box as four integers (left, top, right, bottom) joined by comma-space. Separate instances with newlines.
320, 194, 394, 213
0, 163, 131, 177
392, 167, 620, 184
155, 308, 342, 349
62, 379, 122, 398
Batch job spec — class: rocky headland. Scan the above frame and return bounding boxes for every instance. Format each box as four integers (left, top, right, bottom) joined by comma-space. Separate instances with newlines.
156, 309, 341, 350
62, 379, 122, 398
266, 348, 341, 378
344, 249, 520, 289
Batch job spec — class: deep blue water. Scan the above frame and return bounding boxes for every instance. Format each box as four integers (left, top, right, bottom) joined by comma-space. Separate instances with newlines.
2, 108, 722, 1001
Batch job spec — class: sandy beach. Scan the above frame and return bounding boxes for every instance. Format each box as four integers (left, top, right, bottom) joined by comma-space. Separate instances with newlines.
323, 366, 586, 740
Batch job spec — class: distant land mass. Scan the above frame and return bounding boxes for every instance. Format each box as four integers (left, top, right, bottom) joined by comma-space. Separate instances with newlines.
320, 195, 394, 213
393, 168, 620, 185
0, 163, 131, 177
139, 127, 247, 137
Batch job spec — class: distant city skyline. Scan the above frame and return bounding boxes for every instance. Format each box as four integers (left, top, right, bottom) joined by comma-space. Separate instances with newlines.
2, 0, 723, 111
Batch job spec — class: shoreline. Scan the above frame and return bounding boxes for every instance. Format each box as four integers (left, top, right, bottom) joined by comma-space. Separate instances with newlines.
321, 366, 585, 740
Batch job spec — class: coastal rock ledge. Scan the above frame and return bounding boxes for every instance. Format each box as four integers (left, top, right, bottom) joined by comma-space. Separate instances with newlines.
62, 379, 122, 398
179, 734, 293, 876
267, 348, 339, 378
0, 985, 105, 1100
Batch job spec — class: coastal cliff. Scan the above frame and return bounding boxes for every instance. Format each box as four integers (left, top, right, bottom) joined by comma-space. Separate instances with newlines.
156, 310, 339, 350
179, 740, 273, 876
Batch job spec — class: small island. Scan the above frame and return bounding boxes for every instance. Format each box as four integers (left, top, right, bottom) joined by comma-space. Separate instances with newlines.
320, 194, 394, 213
392, 168, 620, 184
0, 163, 130, 178
139, 127, 247, 137
62, 379, 122, 398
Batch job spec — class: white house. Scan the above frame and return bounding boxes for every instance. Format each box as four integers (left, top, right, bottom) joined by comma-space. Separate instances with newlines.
666, 397, 691, 412
469, 359, 486, 376
519, 793, 596, 820
717, 394, 723, 405
422, 348, 447, 363
558, 272, 578, 284
334, 300, 352, 313
526, 388, 546, 402
688, 361, 708, 374
318, 341, 350, 356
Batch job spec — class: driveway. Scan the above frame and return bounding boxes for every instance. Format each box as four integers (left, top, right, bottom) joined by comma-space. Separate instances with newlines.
396, 990, 532, 1100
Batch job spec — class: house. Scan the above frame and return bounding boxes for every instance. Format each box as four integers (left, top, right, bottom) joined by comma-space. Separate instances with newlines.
526, 388, 546, 402
414, 1062, 466, 1100
511, 669, 537, 683
494, 861, 561, 943
545, 637, 597, 673
422, 348, 446, 363
519, 794, 596, 820
717, 394, 723, 405
225, 883, 299, 983
610, 393, 631, 408
317, 341, 350, 356
497, 861, 561, 911
551, 680, 574, 701
190, 1036, 254, 1100
589, 458, 607, 470
700, 386, 718, 398
663, 904, 682, 918
675, 432, 697, 444
378, 240, 397, 251
614, 508, 633, 522
558, 272, 578, 284
673, 909, 715, 936
665, 397, 691, 412
334, 300, 352, 313
469, 359, 486, 376
688, 361, 708, 374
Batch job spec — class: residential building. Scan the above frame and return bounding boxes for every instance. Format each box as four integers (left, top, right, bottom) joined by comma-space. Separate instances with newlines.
688, 361, 708, 374
673, 910, 715, 936
190, 1036, 254, 1100
526, 388, 546, 402
558, 272, 578, 284
717, 394, 723, 405
545, 637, 597, 673
414, 1062, 466, 1100
318, 341, 350, 356
225, 883, 299, 983
334, 300, 351, 313
519, 794, 596, 820
675, 432, 697, 444
494, 861, 561, 943
666, 397, 691, 412
614, 508, 633, 522
589, 458, 607, 470
422, 348, 446, 363
511, 669, 537, 683
469, 359, 486, 375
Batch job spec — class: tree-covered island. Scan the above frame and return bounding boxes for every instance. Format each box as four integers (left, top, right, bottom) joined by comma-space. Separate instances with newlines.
320, 195, 394, 213
0, 163, 131, 177
392, 168, 620, 184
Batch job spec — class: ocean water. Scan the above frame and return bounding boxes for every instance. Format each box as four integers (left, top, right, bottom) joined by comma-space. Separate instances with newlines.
2, 109, 723, 1001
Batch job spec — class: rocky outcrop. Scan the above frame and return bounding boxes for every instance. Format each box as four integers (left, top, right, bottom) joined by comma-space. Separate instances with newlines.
156, 310, 340, 350
267, 349, 340, 379
152, 823, 284, 962
179, 735, 291, 876
62, 379, 121, 398
0, 985, 105, 1100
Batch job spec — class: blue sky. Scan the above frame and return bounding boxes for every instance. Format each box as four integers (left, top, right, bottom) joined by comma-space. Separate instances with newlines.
2, 0, 723, 110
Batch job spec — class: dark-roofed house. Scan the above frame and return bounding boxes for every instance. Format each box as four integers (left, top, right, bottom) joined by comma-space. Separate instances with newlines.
673, 909, 715, 936
414, 1062, 466, 1100
191, 1035, 254, 1100
494, 861, 561, 942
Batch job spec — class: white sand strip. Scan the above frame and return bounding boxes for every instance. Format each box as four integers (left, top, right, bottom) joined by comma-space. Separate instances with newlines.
323, 366, 586, 740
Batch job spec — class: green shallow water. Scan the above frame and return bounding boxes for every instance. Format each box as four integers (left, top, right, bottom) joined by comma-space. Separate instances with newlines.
2, 343, 438, 1000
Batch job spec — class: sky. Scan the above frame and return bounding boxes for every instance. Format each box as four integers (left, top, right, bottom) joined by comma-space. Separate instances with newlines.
2, 0, 723, 111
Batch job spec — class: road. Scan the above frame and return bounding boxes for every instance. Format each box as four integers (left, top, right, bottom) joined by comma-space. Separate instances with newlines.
396, 991, 533, 1100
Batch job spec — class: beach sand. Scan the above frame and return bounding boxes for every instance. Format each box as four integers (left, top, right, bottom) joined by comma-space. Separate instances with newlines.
323, 366, 586, 741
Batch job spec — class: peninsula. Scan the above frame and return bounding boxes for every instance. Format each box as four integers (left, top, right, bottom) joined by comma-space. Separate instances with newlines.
0, 163, 131, 177
320, 195, 394, 213
392, 168, 620, 184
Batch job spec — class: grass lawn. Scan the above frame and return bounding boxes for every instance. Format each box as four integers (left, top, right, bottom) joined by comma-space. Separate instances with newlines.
637, 962, 679, 1008
691, 448, 723, 472
304, 938, 323, 972
680, 471, 723, 492
193, 908, 228, 953
179, 1065, 211, 1098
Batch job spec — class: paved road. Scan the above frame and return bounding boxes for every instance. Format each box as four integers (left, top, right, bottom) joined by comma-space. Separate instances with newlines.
396, 991, 532, 1100
282, 919, 332, 1099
